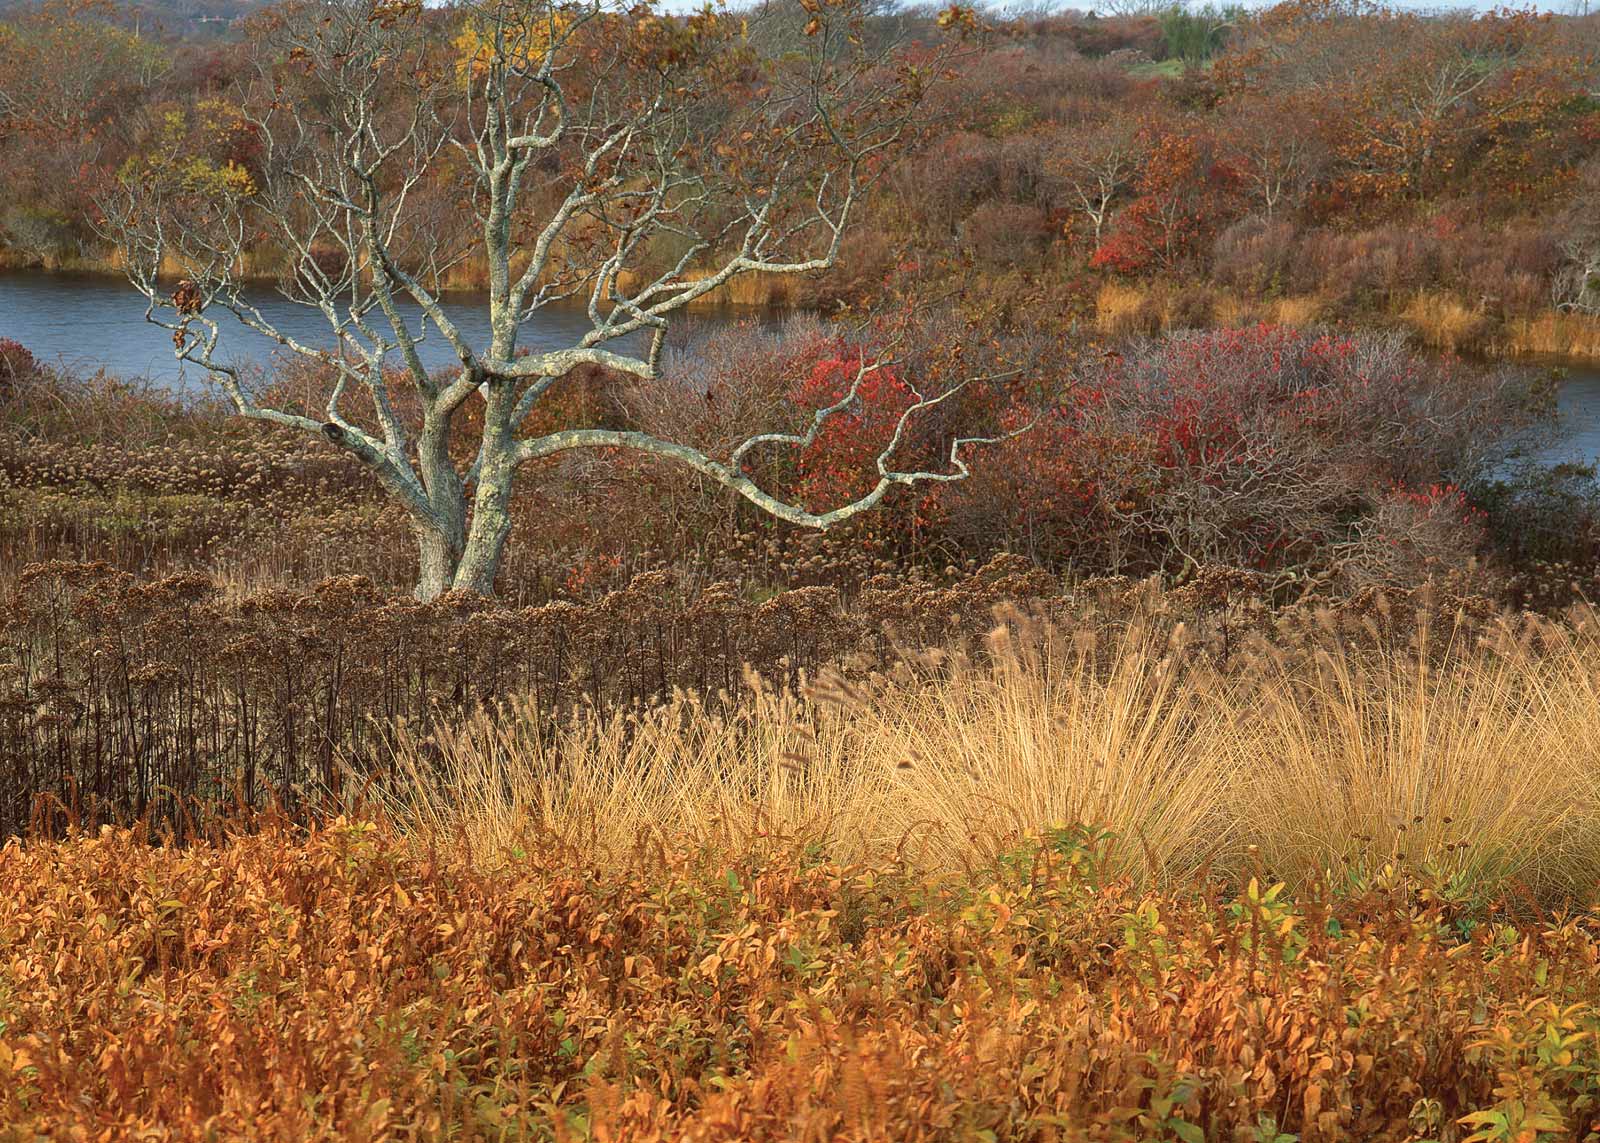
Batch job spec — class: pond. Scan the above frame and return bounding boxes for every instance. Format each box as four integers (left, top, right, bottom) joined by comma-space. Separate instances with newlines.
2, 268, 1598, 469
0, 269, 758, 392
1534, 365, 1600, 468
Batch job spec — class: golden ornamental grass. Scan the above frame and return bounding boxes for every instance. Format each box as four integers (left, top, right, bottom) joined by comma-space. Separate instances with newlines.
389, 610, 1600, 902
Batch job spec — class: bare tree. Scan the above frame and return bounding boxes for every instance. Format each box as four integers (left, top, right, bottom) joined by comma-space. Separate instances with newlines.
1555, 162, 1600, 317
107, 0, 1015, 600
1092, 0, 1172, 17
1044, 116, 1141, 246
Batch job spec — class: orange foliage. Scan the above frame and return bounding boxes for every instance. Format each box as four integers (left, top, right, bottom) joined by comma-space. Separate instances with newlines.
4, 823, 1600, 1139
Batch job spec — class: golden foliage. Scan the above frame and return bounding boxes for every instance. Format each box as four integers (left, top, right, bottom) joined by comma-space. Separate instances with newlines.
452, 9, 571, 82
5, 818, 1600, 1139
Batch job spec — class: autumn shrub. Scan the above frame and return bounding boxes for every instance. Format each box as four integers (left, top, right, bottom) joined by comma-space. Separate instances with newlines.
9, 808, 1600, 1138
933, 325, 1533, 584
1090, 124, 1242, 275
1060, 12, 1165, 59
958, 200, 1053, 270
0, 319, 1555, 608
1209, 215, 1299, 296
0, 337, 36, 394
1163, 283, 1216, 329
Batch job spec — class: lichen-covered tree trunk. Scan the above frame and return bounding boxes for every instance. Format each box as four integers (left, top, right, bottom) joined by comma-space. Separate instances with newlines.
408, 400, 520, 599
415, 527, 459, 601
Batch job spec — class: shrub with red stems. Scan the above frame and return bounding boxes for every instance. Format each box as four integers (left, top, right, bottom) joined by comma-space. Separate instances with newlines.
0, 339, 38, 394
935, 325, 1532, 587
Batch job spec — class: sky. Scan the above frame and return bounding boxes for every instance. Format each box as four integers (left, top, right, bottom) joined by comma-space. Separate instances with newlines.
665, 0, 1592, 14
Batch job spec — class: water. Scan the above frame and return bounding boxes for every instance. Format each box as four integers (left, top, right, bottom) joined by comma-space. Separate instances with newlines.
1535, 365, 1600, 469
3, 269, 1599, 466
0, 270, 754, 391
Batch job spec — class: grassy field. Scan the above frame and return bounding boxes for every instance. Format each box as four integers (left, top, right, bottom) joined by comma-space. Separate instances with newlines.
391, 610, 1600, 902
7, 336, 1600, 1139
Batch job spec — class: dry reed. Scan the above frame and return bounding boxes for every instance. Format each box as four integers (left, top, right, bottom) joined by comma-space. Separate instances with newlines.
1402, 290, 1495, 355
389, 608, 1600, 902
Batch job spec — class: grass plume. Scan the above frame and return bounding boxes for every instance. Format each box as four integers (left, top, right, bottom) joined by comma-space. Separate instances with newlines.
390, 608, 1600, 903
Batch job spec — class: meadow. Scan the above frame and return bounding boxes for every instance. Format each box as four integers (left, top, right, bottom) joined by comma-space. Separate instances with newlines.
7, 336, 1600, 1138
3, 0, 1600, 1135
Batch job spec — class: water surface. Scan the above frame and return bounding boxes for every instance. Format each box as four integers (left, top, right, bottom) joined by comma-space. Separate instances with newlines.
0, 270, 750, 392
4, 270, 1599, 467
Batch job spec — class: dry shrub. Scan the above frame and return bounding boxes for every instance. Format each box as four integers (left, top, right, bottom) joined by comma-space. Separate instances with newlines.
1203, 222, 1570, 331
1163, 283, 1216, 330
1209, 216, 1299, 295
1293, 226, 1453, 307
888, 130, 1001, 236
0, 364, 226, 447
958, 201, 1053, 269
625, 314, 831, 458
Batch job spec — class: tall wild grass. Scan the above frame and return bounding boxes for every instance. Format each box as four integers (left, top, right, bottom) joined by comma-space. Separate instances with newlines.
393, 607, 1600, 902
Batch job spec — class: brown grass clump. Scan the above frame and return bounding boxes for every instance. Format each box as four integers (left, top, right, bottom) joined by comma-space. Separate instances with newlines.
389, 616, 1235, 884
393, 605, 1600, 903
1403, 291, 1497, 356
1267, 294, 1324, 327
1093, 281, 1153, 336
1223, 613, 1600, 900
1505, 310, 1600, 360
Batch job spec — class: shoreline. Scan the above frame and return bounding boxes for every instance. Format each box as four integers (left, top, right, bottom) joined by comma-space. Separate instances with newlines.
5, 262, 1599, 369
0, 256, 799, 310
1093, 282, 1600, 366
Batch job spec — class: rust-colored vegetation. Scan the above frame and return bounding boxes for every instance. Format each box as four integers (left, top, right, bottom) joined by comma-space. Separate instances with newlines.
5, 818, 1600, 1141
3, 1, 1600, 1133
